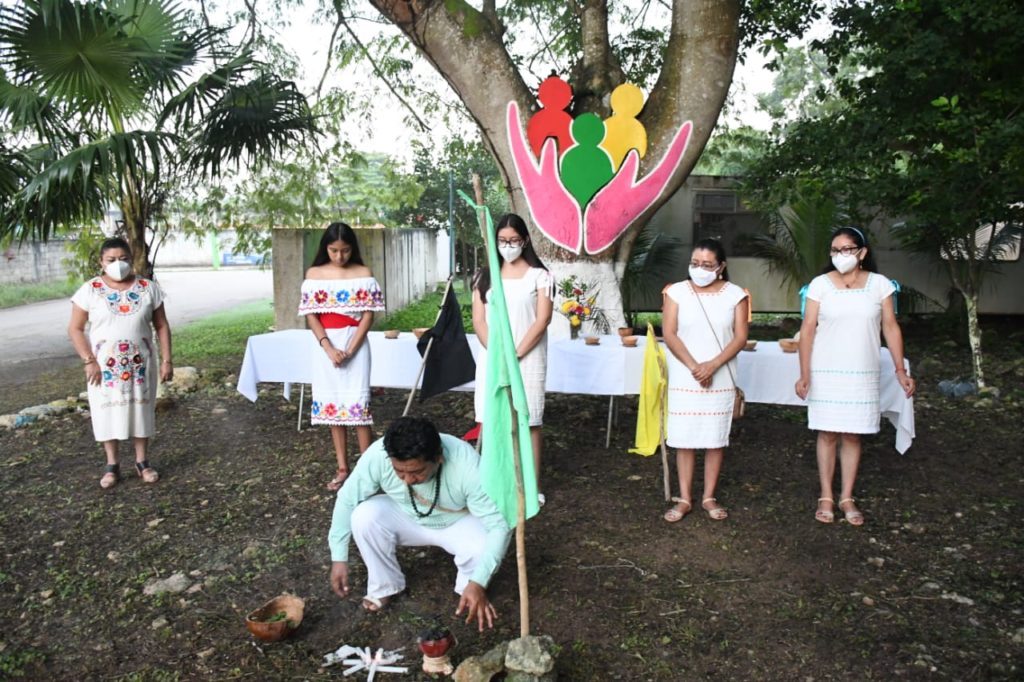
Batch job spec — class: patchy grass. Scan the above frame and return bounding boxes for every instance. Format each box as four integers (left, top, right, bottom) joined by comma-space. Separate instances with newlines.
174, 299, 274, 369
374, 281, 474, 332
0, 278, 82, 309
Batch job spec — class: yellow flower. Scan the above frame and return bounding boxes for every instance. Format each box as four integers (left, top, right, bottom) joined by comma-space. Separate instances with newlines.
583, 307, 591, 316
570, 315, 580, 326
561, 300, 574, 313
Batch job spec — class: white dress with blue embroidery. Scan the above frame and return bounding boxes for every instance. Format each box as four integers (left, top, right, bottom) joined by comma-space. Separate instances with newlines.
298, 277, 385, 426
71, 277, 166, 441
805, 272, 896, 434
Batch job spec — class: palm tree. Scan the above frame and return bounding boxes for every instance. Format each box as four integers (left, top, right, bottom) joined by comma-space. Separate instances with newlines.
620, 222, 686, 328
0, 0, 317, 275
747, 189, 846, 295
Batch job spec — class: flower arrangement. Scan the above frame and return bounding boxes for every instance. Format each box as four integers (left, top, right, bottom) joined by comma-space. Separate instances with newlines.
557, 277, 609, 337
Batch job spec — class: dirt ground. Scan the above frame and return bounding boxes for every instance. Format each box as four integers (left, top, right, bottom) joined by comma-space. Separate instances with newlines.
1, 317, 1022, 681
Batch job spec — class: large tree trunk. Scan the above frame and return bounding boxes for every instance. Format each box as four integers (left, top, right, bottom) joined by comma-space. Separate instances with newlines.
367, 0, 740, 331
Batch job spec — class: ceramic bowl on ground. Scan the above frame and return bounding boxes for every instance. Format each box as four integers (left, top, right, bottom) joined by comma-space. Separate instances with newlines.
412, 327, 430, 339
778, 338, 799, 353
617, 327, 634, 337
246, 594, 304, 642
621, 335, 638, 347
383, 329, 400, 339
584, 336, 601, 346
744, 340, 758, 351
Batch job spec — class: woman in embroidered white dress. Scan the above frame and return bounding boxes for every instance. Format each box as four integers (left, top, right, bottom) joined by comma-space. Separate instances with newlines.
662, 239, 749, 523
795, 227, 915, 526
472, 214, 553, 501
68, 237, 172, 489
299, 222, 385, 490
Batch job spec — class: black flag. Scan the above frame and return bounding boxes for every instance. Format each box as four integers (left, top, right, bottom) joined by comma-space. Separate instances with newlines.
416, 286, 476, 400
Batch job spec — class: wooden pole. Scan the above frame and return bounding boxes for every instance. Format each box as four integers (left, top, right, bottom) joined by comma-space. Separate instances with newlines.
657, 344, 671, 501
505, 385, 530, 638
401, 276, 454, 417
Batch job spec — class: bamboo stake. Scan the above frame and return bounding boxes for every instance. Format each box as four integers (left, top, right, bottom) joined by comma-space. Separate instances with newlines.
657, 342, 671, 501
402, 276, 454, 417
505, 385, 530, 638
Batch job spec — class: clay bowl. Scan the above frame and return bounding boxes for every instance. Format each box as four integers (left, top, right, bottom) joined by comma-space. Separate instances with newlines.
617, 327, 634, 337
412, 327, 430, 339
584, 336, 601, 346
621, 335, 638, 348
778, 338, 799, 353
744, 340, 758, 352
383, 329, 400, 339
246, 595, 305, 642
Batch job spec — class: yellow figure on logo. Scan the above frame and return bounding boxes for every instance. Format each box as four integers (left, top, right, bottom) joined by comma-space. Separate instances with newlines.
601, 83, 648, 171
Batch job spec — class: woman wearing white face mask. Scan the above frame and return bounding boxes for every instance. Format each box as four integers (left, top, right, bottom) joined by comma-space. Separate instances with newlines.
68, 237, 173, 489
472, 213, 553, 501
661, 239, 749, 523
795, 227, 915, 526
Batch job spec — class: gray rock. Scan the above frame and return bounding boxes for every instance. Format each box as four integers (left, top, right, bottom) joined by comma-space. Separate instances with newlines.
142, 572, 192, 596
453, 641, 508, 682
505, 671, 556, 682
151, 616, 169, 630
19, 404, 59, 418
505, 635, 556, 676
0, 414, 18, 429
167, 366, 199, 392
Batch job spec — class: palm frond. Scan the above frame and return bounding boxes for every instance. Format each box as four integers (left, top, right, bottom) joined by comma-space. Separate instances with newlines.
158, 51, 253, 130
0, 0, 145, 117
9, 130, 177, 241
187, 73, 318, 177
0, 70, 70, 142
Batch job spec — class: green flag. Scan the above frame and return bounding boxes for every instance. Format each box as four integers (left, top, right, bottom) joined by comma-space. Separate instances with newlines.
458, 191, 539, 527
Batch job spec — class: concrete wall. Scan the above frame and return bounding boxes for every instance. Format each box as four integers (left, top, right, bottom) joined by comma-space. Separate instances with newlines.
271, 227, 440, 331
1, 240, 74, 285
638, 175, 1024, 314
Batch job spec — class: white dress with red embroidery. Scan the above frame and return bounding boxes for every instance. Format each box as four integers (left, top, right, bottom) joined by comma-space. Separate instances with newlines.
71, 277, 166, 441
298, 277, 385, 426
664, 281, 748, 449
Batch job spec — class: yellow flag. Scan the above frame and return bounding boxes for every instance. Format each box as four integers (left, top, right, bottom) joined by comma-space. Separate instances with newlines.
629, 323, 666, 456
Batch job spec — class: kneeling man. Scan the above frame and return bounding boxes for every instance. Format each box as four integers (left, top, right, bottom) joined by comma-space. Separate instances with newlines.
329, 416, 511, 630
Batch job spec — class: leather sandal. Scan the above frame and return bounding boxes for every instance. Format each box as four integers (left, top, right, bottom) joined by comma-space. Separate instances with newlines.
135, 460, 159, 484
100, 463, 120, 489
839, 497, 864, 526
326, 469, 349, 491
815, 497, 835, 524
702, 497, 729, 521
663, 497, 691, 522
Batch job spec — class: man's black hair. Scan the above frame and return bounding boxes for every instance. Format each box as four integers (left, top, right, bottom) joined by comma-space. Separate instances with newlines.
383, 417, 442, 462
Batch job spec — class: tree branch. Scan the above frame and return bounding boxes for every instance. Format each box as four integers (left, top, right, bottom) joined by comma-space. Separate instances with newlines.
316, 10, 345, 101
337, 13, 431, 133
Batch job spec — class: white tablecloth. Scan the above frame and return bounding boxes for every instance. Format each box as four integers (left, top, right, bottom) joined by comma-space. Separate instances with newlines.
237, 331, 915, 452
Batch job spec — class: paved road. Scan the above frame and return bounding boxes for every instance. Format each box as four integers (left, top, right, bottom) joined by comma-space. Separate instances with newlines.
0, 268, 272, 390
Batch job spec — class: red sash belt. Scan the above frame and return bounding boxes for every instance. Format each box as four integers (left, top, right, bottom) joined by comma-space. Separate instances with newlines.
319, 313, 359, 328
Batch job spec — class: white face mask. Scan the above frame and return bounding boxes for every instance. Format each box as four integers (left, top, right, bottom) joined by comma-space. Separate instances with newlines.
104, 260, 132, 281
498, 244, 523, 263
689, 266, 718, 288
831, 253, 859, 274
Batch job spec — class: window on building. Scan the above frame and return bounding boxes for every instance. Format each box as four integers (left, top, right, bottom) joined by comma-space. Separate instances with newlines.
693, 191, 766, 256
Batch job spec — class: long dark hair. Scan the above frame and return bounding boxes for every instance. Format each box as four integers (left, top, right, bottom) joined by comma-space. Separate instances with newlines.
99, 237, 132, 260
311, 222, 365, 267
689, 238, 730, 282
474, 213, 547, 303
821, 226, 877, 273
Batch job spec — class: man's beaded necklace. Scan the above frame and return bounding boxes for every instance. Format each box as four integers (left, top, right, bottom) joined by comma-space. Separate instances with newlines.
408, 462, 443, 518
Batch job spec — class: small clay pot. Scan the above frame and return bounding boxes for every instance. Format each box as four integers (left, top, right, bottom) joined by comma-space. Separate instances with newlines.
246, 595, 304, 642
383, 329, 400, 339
418, 632, 455, 658
778, 338, 799, 353
413, 327, 430, 339
584, 336, 601, 346
744, 340, 758, 351
617, 327, 634, 337
621, 335, 638, 347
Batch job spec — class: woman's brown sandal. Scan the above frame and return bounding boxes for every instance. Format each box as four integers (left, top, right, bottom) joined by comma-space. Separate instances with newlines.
100, 464, 120, 489
135, 460, 159, 484
663, 497, 691, 522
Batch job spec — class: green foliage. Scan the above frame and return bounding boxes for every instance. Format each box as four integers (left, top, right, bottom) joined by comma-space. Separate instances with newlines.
0, 276, 83, 309
0, 649, 43, 678
694, 126, 770, 176
621, 222, 687, 321
373, 283, 474, 334
0, 0, 318, 274
174, 300, 273, 366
